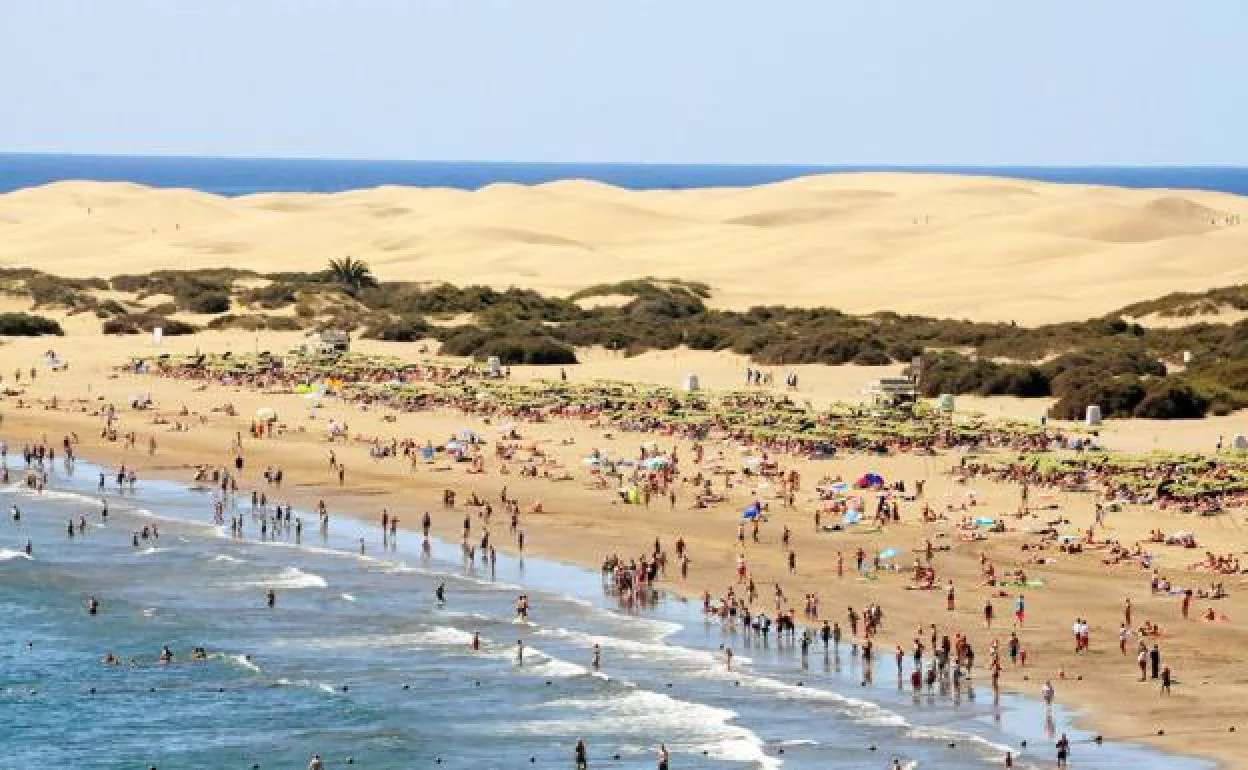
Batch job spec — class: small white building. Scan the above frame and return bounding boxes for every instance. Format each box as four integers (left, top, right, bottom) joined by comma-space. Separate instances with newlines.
682, 373, 700, 392
1085, 405, 1103, 427
299, 329, 350, 355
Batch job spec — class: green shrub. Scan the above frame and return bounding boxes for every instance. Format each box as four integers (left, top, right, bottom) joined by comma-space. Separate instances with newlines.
1132, 383, 1210, 419
1050, 377, 1147, 420
204, 314, 302, 332
242, 283, 299, 309
0, 313, 63, 336
184, 292, 231, 314
101, 314, 197, 336
364, 315, 432, 342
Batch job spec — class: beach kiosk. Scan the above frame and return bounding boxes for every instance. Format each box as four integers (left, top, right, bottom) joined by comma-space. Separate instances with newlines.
1233, 434, 1248, 451
487, 356, 503, 378
682, 372, 700, 392
1085, 405, 1103, 427
937, 393, 955, 412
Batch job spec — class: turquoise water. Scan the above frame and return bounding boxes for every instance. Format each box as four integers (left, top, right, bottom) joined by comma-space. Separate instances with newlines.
1, 153, 1247, 196
1, 457, 1214, 770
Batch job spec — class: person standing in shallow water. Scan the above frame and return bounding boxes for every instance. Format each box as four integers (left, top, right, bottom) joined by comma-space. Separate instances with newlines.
574, 738, 588, 770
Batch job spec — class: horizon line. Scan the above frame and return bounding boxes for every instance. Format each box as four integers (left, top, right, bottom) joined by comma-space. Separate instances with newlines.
2, 151, 1246, 170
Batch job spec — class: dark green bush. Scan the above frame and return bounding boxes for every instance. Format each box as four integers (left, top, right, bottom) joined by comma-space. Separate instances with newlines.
0, 313, 63, 336
364, 315, 432, 342
241, 282, 299, 309
184, 292, 231, 314
1132, 383, 1210, 419
205, 314, 301, 332
102, 314, 197, 336
1050, 377, 1147, 420
475, 336, 577, 365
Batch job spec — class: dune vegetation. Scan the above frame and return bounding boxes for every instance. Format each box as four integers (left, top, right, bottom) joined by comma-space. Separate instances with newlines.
0, 263, 1246, 419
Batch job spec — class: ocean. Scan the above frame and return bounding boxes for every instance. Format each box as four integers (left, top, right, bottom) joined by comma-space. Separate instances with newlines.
1, 457, 1213, 770
1, 153, 1247, 197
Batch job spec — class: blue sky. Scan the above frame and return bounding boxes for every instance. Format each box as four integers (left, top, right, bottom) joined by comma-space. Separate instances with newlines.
2, 1, 1245, 164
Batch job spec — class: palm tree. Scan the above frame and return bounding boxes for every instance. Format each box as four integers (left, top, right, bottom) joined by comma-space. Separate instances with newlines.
326, 257, 377, 294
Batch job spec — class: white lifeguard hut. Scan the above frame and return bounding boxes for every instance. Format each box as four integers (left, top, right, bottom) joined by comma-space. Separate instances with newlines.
682, 372, 700, 392
487, 356, 503, 378
1233, 434, 1248, 451
1085, 405, 1103, 427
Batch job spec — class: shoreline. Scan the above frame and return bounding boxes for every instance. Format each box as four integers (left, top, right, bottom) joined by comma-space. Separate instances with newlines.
15, 452, 1215, 770
3, 367, 1246, 769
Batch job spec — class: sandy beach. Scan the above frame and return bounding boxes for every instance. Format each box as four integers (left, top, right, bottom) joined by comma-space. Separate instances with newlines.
1, 323, 1247, 768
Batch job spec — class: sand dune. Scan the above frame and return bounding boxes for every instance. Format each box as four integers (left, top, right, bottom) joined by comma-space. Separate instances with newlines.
1, 173, 1247, 324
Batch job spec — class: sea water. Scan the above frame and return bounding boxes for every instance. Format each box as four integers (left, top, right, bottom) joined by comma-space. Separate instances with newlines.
1, 458, 1214, 770
1, 153, 1247, 197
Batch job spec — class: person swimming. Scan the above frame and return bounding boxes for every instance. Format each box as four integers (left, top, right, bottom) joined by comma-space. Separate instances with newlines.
159, 646, 174, 664
86, 596, 99, 615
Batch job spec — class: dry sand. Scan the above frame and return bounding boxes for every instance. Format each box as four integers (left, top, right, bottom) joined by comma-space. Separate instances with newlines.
1, 329, 1248, 767
2, 174, 1248, 323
